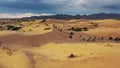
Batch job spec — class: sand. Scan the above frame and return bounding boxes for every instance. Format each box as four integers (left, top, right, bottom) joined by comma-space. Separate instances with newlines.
0, 19, 120, 68
1, 42, 120, 68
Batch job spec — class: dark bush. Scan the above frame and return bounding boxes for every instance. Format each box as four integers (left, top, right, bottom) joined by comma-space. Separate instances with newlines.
109, 37, 113, 40
29, 29, 32, 31
1, 22, 6, 25
0, 26, 3, 28
44, 28, 51, 30
69, 35, 73, 38
7, 26, 21, 30
82, 27, 88, 31
0, 41, 2, 46
101, 37, 104, 40
68, 53, 76, 58
71, 27, 75, 30
59, 29, 62, 32
114, 37, 120, 42
74, 27, 82, 31
70, 32, 74, 35
68, 27, 82, 31
40, 19, 46, 23
93, 39, 95, 42
82, 38, 85, 41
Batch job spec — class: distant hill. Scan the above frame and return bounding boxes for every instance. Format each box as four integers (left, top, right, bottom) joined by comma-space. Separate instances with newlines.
23, 13, 120, 20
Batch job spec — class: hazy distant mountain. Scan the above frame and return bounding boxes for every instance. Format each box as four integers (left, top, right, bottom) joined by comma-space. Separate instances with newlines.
27, 13, 120, 20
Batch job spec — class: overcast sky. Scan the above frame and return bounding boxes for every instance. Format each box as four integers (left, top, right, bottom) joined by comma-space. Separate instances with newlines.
0, 0, 120, 18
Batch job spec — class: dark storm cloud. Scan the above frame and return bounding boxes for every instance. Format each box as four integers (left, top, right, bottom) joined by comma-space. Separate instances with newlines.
0, 0, 120, 15
102, 5, 120, 10
0, 0, 58, 10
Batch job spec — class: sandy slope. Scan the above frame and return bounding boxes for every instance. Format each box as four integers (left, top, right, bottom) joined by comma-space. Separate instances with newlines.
83, 27, 120, 37
1, 41, 120, 68
22, 43, 120, 68
0, 49, 33, 68
0, 30, 70, 47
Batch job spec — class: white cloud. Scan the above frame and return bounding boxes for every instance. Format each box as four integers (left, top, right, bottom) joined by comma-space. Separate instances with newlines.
0, 13, 53, 18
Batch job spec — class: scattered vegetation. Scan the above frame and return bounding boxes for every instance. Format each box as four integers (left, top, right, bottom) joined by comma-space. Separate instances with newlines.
0, 42, 15, 56
0, 19, 120, 43
69, 32, 74, 38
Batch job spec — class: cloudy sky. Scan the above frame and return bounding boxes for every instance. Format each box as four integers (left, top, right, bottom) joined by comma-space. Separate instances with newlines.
0, 0, 120, 18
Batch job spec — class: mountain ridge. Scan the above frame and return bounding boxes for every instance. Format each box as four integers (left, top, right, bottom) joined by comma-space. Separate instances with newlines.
28, 13, 120, 20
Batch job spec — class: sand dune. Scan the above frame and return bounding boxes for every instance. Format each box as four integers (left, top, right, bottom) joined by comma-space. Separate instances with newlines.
21, 43, 120, 68
0, 30, 70, 47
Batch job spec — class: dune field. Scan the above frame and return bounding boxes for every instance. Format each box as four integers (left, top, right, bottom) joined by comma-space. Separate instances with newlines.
0, 19, 120, 68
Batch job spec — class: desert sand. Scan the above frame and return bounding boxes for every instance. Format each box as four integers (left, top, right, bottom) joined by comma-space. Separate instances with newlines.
0, 19, 120, 68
